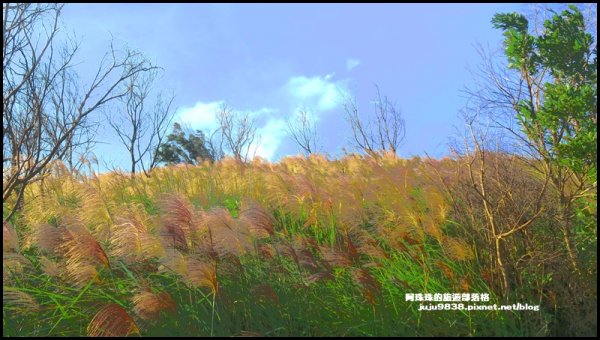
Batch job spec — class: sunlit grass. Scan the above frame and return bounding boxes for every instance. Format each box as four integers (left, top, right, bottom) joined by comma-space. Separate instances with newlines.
4, 154, 534, 336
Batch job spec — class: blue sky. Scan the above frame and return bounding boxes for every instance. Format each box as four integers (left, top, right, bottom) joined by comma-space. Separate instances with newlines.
60, 3, 529, 169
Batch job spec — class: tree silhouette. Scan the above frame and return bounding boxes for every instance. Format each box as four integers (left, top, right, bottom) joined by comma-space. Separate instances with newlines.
156, 122, 219, 165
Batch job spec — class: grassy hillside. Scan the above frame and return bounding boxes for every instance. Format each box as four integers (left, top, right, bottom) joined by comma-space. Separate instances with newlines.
3, 153, 594, 336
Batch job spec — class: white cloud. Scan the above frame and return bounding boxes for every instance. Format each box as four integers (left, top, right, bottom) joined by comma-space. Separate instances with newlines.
285, 73, 349, 113
254, 118, 287, 161
176, 100, 224, 131
177, 101, 276, 129
346, 58, 360, 71
178, 72, 353, 162
248, 107, 276, 119
177, 100, 286, 161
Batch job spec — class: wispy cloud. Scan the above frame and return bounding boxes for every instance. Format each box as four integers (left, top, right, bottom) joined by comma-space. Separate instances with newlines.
285, 73, 350, 114
177, 73, 351, 161
254, 118, 287, 160
176, 100, 224, 131
177, 101, 276, 128
176, 100, 285, 161
248, 107, 277, 119
346, 58, 361, 71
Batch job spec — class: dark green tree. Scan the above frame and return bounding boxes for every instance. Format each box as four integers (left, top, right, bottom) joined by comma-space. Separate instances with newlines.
156, 122, 219, 165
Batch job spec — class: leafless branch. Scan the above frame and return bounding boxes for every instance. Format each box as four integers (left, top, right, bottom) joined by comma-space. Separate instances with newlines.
3, 3, 158, 222
216, 103, 257, 163
344, 85, 405, 157
287, 108, 319, 155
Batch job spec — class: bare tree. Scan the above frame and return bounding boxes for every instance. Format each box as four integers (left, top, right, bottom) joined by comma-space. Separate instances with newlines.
287, 108, 319, 155
107, 69, 175, 176
464, 41, 596, 274
216, 103, 257, 163
458, 115, 547, 298
62, 119, 100, 173
3, 3, 157, 222
344, 85, 405, 156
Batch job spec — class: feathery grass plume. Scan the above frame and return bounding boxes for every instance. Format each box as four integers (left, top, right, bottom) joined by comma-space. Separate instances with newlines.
203, 207, 253, 257
404, 212, 427, 243
239, 199, 275, 238
110, 216, 165, 264
297, 248, 319, 272
262, 172, 289, 209
21, 168, 76, 227
78, 185, 113, 242
60, 219, 110, 287
191, 225, 219, 260
283, 193, 307, 222
159, 248, 188, 277
132, 290, 176, 321
391, 277, 412, 290
343, 231, 360, 263
87, 303, 140, 337
458, 276, 471, 292
323, 196, 334, 215
481, 270, 493, 287
362, 288, 377, 307
218, 253, 244, 277
302, 205, 318, 228
257, 243, 276, 261
49, 158, 70, 178
61, 220, 110, 268
424, 219, 444, 244
351, 268, 381, 306
292, 173, 318, 201
291, 237, 319, 272
335, 198, 366, 231
110, 218, 144, 263
307, 153, 330, 168
294, 234, 319, 252
63, 255, 99, 287
27, 223, 66, 255
3, 254, 31, 284
3, 221, 19, 253
436, 261, 455, 281
306, 271, 335, 284
3, 288, 40, 314
39, 256, 60, 277
442, 236, 474, 261
355, 233, 389, 260
181, 257, 219, 294
351, 268, 381, 293
384, 225, 425, 262
319, 246, 352, 268
252, 284, 279, 304
275, 242, 299, 267
159, 193, 196, 252
20, 195, 62, 230
436, 201, 449, 225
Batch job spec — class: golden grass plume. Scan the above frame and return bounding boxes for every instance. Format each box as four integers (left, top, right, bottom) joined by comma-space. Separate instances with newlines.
132, 290, 176, 321
87, 303, 140, 337
3, 288, 40, 314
